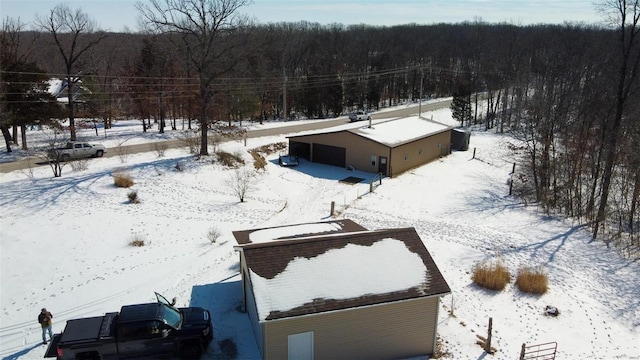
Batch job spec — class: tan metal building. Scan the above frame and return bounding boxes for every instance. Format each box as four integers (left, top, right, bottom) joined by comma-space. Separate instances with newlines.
287, 117, 452, 177
233, 221, 451, 360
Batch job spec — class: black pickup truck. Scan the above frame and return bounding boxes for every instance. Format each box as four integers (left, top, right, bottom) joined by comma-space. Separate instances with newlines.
44, 293, 213, 360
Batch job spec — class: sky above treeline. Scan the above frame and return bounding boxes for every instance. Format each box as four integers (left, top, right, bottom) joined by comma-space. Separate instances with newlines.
1, 0, 604, 32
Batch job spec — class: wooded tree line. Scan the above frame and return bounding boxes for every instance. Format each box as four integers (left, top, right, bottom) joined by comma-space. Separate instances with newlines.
0, 0, 638, 247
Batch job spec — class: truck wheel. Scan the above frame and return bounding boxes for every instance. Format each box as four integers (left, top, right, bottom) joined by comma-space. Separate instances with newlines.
61, 154, 70, 162
96, 150, 104, 157
180, 342, 202, 359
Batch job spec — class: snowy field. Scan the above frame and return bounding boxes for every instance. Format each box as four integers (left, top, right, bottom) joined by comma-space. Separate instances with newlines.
0, 106, 638, 360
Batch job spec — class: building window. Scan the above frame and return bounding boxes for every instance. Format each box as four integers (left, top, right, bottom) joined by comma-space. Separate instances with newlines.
371, 155, 376, 167
404, 154, 408, 161
419, 149, 423, 156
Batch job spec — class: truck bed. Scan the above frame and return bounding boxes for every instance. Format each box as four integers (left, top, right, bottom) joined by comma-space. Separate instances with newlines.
45, 313, 118, 358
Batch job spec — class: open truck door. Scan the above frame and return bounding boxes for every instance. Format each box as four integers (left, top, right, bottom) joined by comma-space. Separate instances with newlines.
155, 292, 176, 307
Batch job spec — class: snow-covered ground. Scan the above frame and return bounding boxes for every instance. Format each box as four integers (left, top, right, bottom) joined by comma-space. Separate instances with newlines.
0, 106, 638, 360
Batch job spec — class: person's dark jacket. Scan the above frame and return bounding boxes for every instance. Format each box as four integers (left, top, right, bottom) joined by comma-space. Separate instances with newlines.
38, 311, 53, 328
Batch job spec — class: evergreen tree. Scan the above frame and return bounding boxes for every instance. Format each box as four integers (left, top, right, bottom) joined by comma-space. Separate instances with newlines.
450, 93, 472, 127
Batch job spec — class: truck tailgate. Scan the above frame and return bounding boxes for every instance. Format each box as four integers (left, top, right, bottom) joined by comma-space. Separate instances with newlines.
43, 334, 62, 358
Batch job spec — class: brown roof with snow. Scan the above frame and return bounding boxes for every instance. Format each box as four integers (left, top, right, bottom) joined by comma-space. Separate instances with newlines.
232, 219, 367, 245
238, 227, 451, 320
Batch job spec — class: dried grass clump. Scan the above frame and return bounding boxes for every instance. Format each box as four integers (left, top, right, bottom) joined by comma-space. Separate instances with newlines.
250, 150, 268, 171
114, 172, 134, 188
251, 142, 288, 155
471, 260, 511, 291
216, 151, 245, 168
515, 267, 548, 294
128, 233, 146, 247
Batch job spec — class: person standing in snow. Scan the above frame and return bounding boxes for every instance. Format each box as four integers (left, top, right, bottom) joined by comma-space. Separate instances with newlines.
38, 308, 53, 344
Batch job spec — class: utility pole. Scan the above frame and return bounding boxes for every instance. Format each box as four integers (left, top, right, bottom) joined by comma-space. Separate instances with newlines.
418, 63, 424, 118
283, 62, 287, 121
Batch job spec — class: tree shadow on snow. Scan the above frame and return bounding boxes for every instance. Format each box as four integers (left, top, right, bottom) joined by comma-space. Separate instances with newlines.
504, 224, 588, 264
0, 155, 197, 214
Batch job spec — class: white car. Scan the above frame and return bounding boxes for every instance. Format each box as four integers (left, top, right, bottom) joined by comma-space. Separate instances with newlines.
50, 141, 107, 161
349, 110, 371, 122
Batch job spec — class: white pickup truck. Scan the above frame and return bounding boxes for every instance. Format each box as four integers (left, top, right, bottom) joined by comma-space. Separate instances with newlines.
50, 141, 107, 161
349, 110, 371, 122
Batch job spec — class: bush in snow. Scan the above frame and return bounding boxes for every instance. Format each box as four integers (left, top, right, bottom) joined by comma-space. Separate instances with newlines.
127, 190, 140, 204
179, 130, 200, 154
69, 158, 89, 172
128, 233, 146, 247
472, 259, 511, 291
154, 142, 168, 157
114, 172, 134, 188
216, 151, 245, 168
516, 266, 548, 294
207, 227, 222, 244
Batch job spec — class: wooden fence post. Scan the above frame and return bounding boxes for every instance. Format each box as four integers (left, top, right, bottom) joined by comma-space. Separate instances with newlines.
486, 317, 492, 353
472, 147, 476, 159
330, 201, 335, 216
520, 343, 526, 360
509, 162, 516, 196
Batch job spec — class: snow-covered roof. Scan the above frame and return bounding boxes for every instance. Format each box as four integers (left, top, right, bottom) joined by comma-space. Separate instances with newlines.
287, 116, 451, 148
239, 227, 451, 321
232, 219, 367, 245
47, 77, 90, 104
351, 116, 451, 147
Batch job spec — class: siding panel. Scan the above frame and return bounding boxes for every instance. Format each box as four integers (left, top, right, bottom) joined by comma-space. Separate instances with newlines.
263, 297, 440, 360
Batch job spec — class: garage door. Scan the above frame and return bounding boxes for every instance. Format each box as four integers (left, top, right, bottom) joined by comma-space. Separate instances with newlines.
313, 143, 346, 168
289, 141, 311, 160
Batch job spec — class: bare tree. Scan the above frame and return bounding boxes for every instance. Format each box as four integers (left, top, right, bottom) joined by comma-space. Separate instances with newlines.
38, 129, 70, 177
136, 0, 253, 156
226, 168, 255, 202
37, 4, 106, 141
593, 0, 640, 239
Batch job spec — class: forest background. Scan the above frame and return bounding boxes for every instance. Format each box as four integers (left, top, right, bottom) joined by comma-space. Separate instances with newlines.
1, 0, 639, 254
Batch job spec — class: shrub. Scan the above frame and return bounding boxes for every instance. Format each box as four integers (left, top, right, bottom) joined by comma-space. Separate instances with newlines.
179, 131, 200, 153
116, 143, 130, 163
154, 142, 168, 157
128, 233, 146, 247
114, 172, 134, 188
516, 267, 548, 294
210, 133, 223, 153
249, 150, 267, 171
70, 158, 89, 171
216, 151, 245, 168
471, 260, 511, 291
251, 142, 288, 155
127, 190, 140, 204
207, 227, 222, 244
